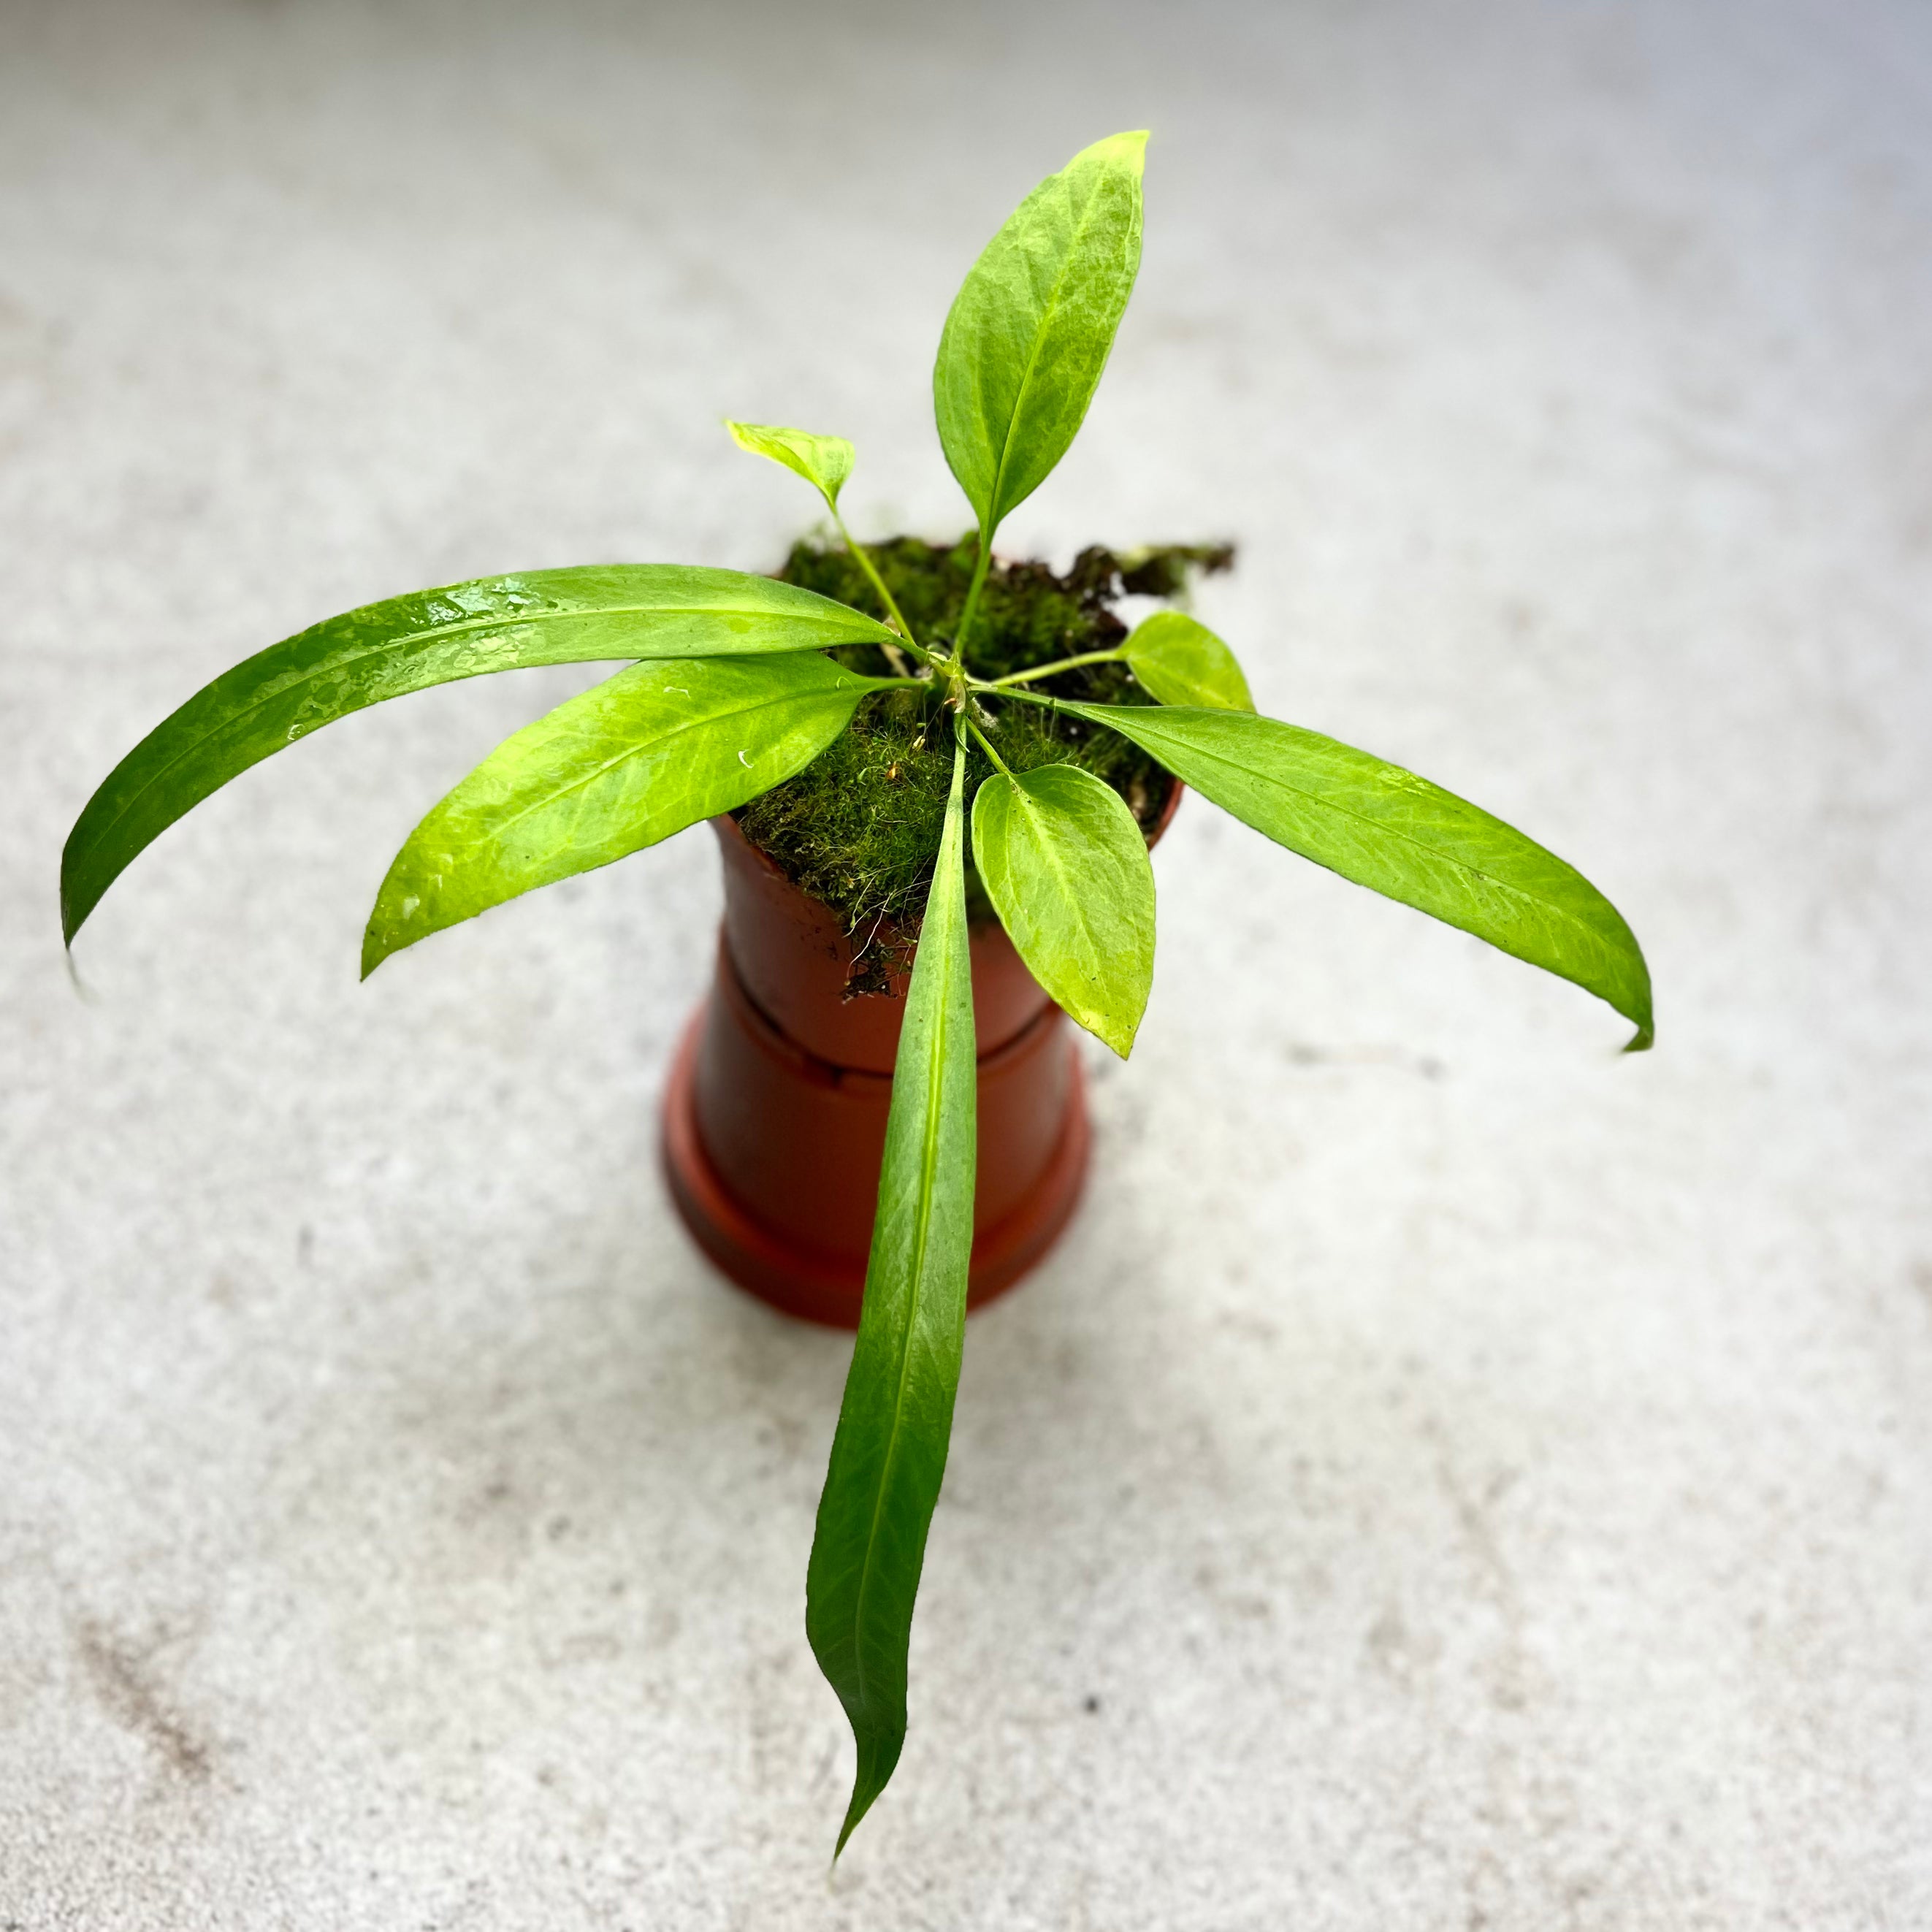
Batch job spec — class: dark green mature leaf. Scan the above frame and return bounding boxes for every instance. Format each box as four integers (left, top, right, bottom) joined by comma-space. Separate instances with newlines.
362, 654, 889, 974
725, 420, 856, 511
1125, 610, 1253, 711
972, 761, 1155, 1057
60, 565, 893, 944
806, 723, 977, 1855
1060, 700, 1654, 1049
933, 131, 1147, 538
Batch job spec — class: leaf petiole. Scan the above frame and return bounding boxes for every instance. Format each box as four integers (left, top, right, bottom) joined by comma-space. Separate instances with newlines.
989, 683, 1055, 713
980, 646, 1126, 690
950, 536, 995, 668
963, 714, 1012, 777
830, 508, 928, 671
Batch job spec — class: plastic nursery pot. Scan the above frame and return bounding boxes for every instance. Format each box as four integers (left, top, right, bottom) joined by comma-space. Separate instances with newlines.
662, 777, 1184, 1328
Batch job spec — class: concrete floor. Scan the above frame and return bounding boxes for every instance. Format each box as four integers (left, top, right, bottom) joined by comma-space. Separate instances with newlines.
3, 1, 1929, 1925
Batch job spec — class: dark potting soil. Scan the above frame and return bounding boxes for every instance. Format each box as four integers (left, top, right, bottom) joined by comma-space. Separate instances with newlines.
733, 533, 1232, 955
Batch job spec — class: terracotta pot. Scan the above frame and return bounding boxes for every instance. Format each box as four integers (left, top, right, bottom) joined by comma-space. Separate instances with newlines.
663, 779, 1182, 1327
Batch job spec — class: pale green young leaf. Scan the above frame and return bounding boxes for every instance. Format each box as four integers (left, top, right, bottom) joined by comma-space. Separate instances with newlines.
362, 654, 887, 974
61, 565, 894, 944
1058, 700, 1654, 1049
933, 131, 1148, 538
806, 723, 977, 1856
1124, 610, 1253, 711
971, 761, 1154, 1057
724, 420, 856, 512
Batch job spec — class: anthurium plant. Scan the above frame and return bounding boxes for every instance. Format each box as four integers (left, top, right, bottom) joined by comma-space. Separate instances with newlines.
60, 132, 1652, 1851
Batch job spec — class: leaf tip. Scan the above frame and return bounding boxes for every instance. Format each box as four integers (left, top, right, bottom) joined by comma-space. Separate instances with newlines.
1085, 1007, 1139, 1061
1069, 128, 1149, 194
831, 1776, 882, 1861
1620, 957, 1654, 1053
58, 849, 91, 950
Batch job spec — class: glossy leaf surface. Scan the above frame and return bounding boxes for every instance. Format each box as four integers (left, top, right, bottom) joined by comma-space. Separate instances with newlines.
61, 565, 893, 944
971, 761, 1155, 1056
1125, 610, 1253, 711
806, 727, 977, 1855
933, 131, 1147, 538
725, 420, 856, 511
1061, 700, 1654, 1048
362, 654, 887, 974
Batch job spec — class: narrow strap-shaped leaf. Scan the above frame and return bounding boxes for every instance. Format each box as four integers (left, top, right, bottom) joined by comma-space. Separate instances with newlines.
971, 761, 1156, 1057
362, 654, 890, 974
1057, 700, 1654, 1049
1124, 610, 1253, 711
61, 564, 893, 943
806, 721, 977, 1855
933, 131, 1147, 538
725, 420, 855, 511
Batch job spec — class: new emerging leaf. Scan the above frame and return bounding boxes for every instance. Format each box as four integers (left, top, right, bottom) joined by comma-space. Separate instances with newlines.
725, 421, 856, 512
61, 565, 895, 944
362, 653, 890, 974
1059, 700, 1654, 1050
972, 760, 1155, 1057
933, 131, 1147, 539
1125, 610, 1253, 711
806, 721, 977, 1855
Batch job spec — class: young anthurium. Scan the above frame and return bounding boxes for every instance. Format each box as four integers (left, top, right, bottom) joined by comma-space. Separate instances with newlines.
61, 130, 1652, 1853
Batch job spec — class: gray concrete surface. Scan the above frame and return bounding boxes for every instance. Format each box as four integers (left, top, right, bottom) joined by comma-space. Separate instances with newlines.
4, 1, 1930, 1925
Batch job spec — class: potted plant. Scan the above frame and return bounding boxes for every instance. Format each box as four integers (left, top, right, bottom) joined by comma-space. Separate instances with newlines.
60, 131, 1652, 1852
660, 524, 1212, 1332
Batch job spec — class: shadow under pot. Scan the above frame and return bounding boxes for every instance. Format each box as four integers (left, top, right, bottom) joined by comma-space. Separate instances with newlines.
662, 777, 1183, 1328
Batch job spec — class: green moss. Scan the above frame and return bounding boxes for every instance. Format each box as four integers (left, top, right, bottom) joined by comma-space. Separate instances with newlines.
733, 533, 1232, 950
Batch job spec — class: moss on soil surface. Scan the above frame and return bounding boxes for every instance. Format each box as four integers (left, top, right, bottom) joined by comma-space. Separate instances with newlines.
734, 533, 1232, 948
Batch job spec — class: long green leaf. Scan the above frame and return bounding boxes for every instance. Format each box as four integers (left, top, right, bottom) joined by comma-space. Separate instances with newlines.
61, 565, 893, 944
362, 654, 889, 974
806, 721, 977, 1855
1124, 610, 1253, 711
1057, 700, 1654, 1049
971, 761, 1155, 1057
933, 131, 1147, 538
725, 419, 855, 511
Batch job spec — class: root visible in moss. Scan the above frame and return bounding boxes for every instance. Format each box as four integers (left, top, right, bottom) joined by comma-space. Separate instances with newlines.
733, 532, 1234, 955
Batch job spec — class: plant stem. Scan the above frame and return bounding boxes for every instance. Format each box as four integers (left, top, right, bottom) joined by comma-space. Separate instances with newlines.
963, 714, 1013, 779
982, 646, 1126, 689
950, 532, 994, 670
831, 508, 925, 673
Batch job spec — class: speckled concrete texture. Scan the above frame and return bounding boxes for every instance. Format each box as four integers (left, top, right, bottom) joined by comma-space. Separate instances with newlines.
4, 1, 1929, 1925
